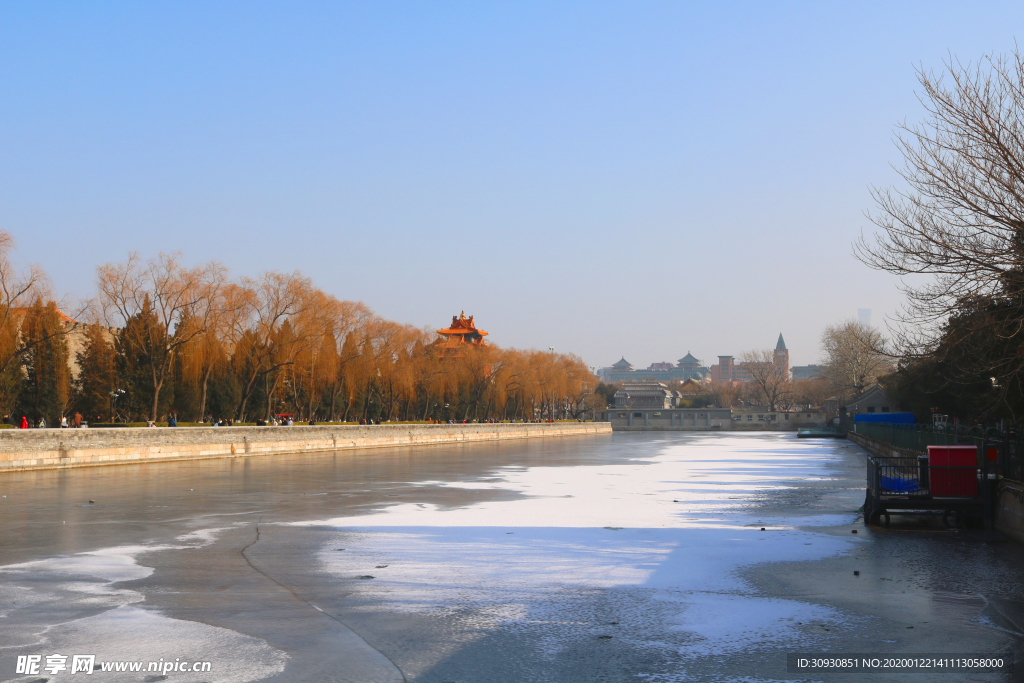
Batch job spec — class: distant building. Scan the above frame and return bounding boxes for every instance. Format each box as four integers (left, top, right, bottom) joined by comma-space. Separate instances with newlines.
710, 356, 753, 383
710, 334, 789, 383
599, 352, 709, 383
613, 382, 680, 410
792, 365, 822, 381
678, 378, 705, 395
603, 385, 731, 429
11, 305, 89, 380
729, 408, 828, 429
774, 333, 789, 377
838, 385, 896, 428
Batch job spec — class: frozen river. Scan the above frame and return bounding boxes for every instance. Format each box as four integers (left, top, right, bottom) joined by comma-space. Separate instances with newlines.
2, 432, 1023, 682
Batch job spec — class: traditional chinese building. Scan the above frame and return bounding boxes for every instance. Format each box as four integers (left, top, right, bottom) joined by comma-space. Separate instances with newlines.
598, 353, 709, 383
612, 382, 680, 409
434, 312, 488, 355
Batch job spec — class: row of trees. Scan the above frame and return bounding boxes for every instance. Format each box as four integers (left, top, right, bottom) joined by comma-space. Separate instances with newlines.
687, 376, 833, 412
1, 242, 599, 425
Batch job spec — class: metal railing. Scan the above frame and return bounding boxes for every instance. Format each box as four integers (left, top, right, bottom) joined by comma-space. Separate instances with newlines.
854, 422, 985, 453
867, 454, 980, 499
855, 421, 1024, 484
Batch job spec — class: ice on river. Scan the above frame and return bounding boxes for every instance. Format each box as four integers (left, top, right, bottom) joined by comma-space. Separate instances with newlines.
0, 542, 288, 682
296, 434, 860, 659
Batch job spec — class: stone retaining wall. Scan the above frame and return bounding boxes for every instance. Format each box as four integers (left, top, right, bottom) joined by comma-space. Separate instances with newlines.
847, 431, 924, 460
993, 480, 1024, 545
0, 423, 612, 473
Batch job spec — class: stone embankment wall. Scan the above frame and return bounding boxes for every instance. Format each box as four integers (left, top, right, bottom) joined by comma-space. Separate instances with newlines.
994, 480, 1024, 545
847, 431, 923, 460
0, 423, 612, 473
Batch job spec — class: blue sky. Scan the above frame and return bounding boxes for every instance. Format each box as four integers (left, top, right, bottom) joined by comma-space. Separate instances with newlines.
2, 2, 1021, 369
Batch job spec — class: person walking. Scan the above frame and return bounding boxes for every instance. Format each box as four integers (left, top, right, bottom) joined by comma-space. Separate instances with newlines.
73, 412, 82, 428
60, 415, 68, 428
19, 416, 28, 429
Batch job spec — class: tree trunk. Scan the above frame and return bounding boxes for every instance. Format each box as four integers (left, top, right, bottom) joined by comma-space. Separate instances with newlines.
198, 363, 213, 422
148, 358, 162, 422
265, 373, 282, 421
361, 379, 372, 422
236, 367, 261, 422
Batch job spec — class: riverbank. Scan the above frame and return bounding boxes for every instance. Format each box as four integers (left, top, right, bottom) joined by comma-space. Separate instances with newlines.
0, 422, 611, 473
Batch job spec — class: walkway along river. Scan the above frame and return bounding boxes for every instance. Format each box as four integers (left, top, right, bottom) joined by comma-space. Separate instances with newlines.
1, 432, 1023, 682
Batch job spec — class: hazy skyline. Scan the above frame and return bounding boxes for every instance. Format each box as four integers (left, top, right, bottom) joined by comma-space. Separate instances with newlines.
4, 2, 1023, 370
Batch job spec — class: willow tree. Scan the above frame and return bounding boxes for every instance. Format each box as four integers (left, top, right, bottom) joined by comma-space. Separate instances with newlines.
0, 232, 68, 384
222, 272, 309, 421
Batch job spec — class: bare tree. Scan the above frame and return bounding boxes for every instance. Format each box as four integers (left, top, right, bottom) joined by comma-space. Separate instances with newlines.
790, 378, 833, 409
739, 349, 789, 411
707, 380, 741, 408
854, 50, 1024, 357
97, 252, 225, 421
0, 232, 65, 376
819, 320, 894, 400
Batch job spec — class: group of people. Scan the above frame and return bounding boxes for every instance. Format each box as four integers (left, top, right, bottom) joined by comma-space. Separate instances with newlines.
253, 416, 292, 426
6, 413, 84, 429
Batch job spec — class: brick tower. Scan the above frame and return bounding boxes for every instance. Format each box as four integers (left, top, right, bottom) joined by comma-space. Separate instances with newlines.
774, 333, 789, 377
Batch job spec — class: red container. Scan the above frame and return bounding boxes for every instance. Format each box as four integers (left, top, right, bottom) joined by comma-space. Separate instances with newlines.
927, 445, 978, 497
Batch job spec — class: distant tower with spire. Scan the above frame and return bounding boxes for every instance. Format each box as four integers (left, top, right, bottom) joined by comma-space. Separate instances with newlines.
774, 333, 789, 377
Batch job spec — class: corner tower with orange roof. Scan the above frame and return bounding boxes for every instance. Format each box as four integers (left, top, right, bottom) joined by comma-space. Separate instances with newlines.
436, 311, 488, 348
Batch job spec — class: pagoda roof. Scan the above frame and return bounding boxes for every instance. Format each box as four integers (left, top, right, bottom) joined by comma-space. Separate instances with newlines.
10, 306, 79, 325
611, 357, 632, 369
436, 311, 488, 338
678, 351, 699, 365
